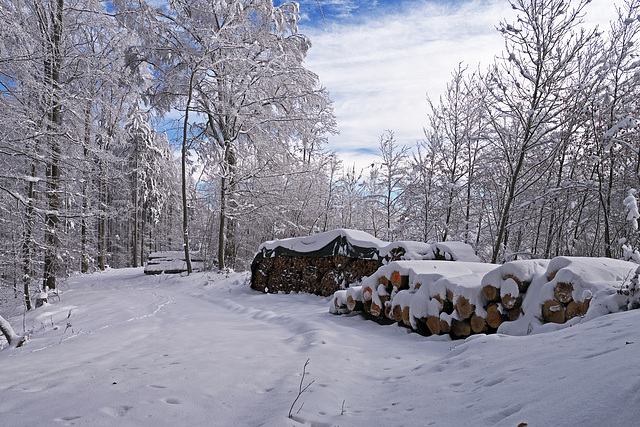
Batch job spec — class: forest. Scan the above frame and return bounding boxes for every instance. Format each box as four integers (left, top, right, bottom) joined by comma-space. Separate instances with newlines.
2, 0, 640, 314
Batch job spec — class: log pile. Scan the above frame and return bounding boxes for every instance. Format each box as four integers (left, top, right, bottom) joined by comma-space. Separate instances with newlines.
334, 261, 498, 339
330, 257, 639, 339
144, 251, 205, 275
479, 260, 550, 328
252, 255, 381, 296
251, 229, 483, 296
537, 257, 635, 325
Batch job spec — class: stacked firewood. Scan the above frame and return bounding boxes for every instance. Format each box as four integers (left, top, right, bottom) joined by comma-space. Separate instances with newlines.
251, 255, 382, 296
332, 257, 640, 339
538, 257, 636, 324
346, 264, 495, 339
541, 280, 592, 324
331, 260, 560, 339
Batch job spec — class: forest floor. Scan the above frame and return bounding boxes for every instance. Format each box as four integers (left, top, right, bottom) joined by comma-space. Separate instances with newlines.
1, 268, 639, 426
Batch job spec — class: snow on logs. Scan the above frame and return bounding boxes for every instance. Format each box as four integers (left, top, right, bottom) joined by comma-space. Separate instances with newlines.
144, 251, 205, 275
537, 257, 636, 324
331, 256, 640, 340
251, 229, 481, 297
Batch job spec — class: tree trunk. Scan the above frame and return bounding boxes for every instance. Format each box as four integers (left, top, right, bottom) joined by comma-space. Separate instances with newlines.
0, 314, 26, 348
42, 0, 64, 290
81, 103, 90, 273
22, 161, 36, 310
181, 72, 195, 275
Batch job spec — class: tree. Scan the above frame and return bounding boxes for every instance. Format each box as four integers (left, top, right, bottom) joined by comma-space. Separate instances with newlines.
484, 0, 594, 263
374, 130, 409, 241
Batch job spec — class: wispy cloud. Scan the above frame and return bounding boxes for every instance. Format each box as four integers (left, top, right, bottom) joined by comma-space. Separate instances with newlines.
301, 0, 619, 172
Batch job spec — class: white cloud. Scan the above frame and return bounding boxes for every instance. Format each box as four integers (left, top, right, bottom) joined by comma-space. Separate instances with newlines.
303, 0, 619, 173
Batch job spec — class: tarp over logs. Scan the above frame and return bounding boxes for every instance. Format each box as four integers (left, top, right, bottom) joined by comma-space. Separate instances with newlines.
250, 229, 480, 296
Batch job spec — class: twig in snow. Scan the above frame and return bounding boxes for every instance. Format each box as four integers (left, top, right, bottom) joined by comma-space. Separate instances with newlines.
288, 358, 315, 418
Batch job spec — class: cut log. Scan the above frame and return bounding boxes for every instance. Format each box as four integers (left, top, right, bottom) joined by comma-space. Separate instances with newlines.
470, 314, 488, 334
565, 300, 585, 320
402, 306, 411, 326
542, 299, 566, 324
426, 316, 441, 335
455, 296, 475, 319
486, 303, 504, 329
391, 304, 403, 323
370, 300, 383, 317
508, 307, 524, 322
554, 282, 574, 304
362, 285, 374, 302
390, 271, 409, 290
439, 318, 451, 334
547, 270, 558, 281
501, 293, 522, 310
379, 275, 390, 287
482, 285, 500, 302
346, 295, 363, 312
363, 299, 372, 313
385, 303, 394, 320
451, 318, 471, 339
503, 274, 527, 293
446, 289, 454, 303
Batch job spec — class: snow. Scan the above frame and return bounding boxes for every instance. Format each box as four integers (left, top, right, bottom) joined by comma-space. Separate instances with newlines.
257, 228, 480, 262
2, 267, 640, 426
258, 229, 387, 254
499, 257, 637, 336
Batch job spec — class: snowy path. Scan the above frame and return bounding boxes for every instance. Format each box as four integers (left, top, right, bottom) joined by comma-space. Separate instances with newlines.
1, 268, 639, 426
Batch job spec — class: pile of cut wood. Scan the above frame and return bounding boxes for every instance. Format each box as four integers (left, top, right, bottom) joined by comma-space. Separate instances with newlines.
331, 257, 639, 339
252, 255, 382, 297
144, 251, 204, 275
251, 229, 480, 296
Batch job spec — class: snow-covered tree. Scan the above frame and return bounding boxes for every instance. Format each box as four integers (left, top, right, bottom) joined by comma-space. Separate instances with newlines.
484, 0, 595, 262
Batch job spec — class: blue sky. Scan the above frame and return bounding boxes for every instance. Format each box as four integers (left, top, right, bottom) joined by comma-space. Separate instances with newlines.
275, 0, 620, 171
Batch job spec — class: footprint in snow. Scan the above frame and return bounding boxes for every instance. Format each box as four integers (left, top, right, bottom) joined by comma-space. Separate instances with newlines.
164, 398, 181, 405
56, 415, 82, 422
100, 406, 133, 417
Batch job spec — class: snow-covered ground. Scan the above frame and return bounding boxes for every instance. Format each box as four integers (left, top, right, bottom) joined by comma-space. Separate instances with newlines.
1, 268, 639, 426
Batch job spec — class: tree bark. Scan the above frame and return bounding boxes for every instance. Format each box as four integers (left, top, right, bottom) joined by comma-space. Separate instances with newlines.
42, 0, 64, 290
181, 70, 197, 275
